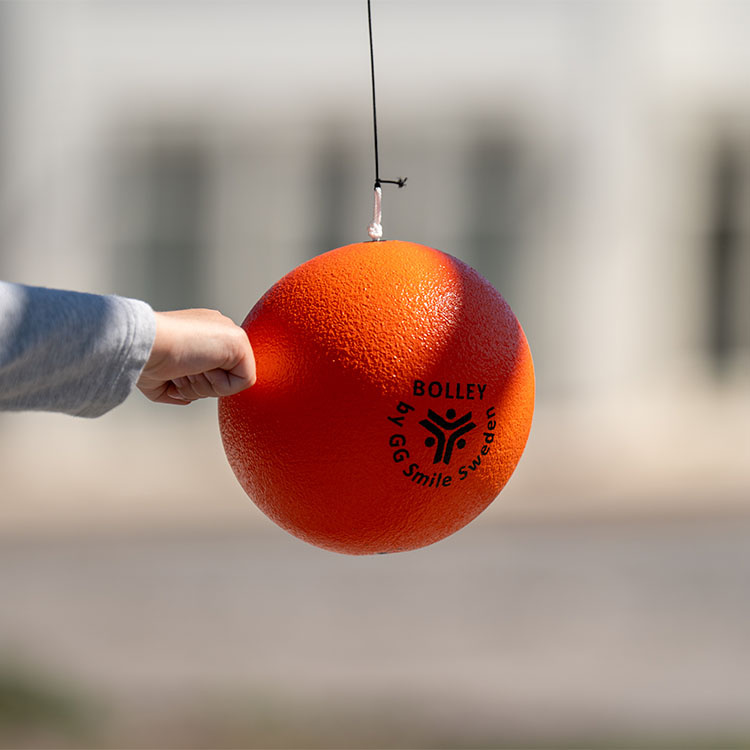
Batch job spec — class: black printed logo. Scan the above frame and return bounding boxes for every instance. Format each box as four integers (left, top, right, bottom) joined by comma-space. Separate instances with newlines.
387, 383, 497, 490
419, 408, 477, 465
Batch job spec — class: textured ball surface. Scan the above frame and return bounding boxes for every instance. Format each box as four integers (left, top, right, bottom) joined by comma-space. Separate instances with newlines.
219, 240, 534, 554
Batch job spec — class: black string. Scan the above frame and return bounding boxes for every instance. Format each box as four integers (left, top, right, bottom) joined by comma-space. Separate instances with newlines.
367, 0, 406, 191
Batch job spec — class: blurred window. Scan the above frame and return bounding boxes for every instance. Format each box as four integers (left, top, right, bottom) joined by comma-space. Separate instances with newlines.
705, 137, 750, 376
110, 134, 209, 310
464, 129, 526, 295
0, 4, 8, 277
311, 133, 359, 259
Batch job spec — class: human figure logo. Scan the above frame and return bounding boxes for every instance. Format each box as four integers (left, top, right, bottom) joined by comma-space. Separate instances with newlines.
419, 408, 477, 465
387, 394, 497, 489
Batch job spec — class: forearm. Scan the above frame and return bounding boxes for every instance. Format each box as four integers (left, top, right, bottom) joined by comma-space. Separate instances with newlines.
0, 281, 156, 417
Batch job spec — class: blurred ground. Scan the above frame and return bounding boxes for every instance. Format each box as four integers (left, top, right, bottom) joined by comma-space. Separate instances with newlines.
0, 383, 747, 747
1, 514, 749, 749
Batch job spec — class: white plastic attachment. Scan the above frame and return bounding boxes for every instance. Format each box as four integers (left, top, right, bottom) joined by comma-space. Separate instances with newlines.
367, 186, 383, 241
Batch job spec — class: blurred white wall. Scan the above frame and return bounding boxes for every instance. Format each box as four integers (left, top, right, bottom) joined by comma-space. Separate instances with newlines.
0, 0, 748, 531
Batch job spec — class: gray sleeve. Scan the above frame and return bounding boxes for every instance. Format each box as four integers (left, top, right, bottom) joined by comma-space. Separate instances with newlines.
0, 281, 156, 417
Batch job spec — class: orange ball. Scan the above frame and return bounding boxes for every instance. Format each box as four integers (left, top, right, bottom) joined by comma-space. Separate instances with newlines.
219, 240, 534, 554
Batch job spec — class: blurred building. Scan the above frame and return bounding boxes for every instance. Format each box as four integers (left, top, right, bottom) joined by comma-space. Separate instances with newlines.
1, 4, 750, 748
0, 0, 748, 529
